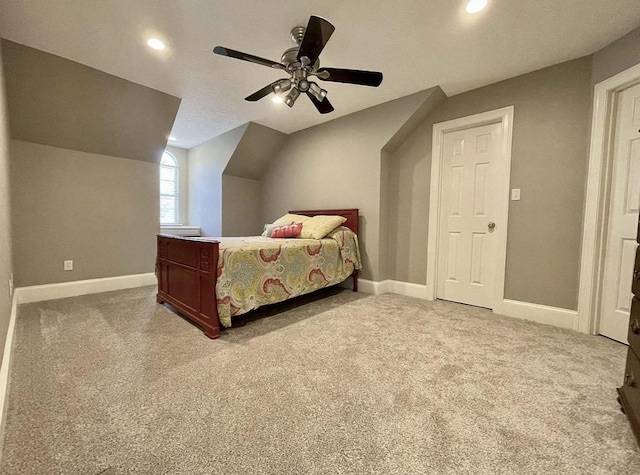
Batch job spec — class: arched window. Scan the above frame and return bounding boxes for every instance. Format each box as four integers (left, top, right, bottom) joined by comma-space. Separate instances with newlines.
160, 151, 179, 224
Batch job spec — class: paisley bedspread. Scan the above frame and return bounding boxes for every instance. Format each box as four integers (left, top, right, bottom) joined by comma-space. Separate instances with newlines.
209, 226, 361, 327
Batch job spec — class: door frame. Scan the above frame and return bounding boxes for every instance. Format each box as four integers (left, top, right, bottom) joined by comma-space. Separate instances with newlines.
577, 62, 640, 334
426, 106, 514, 311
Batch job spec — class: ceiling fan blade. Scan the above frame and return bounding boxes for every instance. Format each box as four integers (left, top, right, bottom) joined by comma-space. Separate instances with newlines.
213, 46, 286, 70
307, 92, 334, 114
297, 16, 335, 65
244, 81, 281, 102
317, 68, 383, 87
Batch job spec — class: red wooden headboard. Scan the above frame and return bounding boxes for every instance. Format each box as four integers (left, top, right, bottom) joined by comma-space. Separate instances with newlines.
288, 208, 359, 235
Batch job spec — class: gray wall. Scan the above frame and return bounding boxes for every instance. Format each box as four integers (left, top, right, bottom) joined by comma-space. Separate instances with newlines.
261, 57, 595, 309
188, 125, 247, 236
224, 123, 287, 180
220, 122, 288, 236
260, 90, 436, 281
379, 87, 447, 280
592, 25, 640, 85
0, 41, 13, 362
10, 140, 159, 286
259, 26, 640, 309
166, 145, 189, 225
1, 39, 181, 289
188, 122, 287, 237
388, 57, 593, 310
1, 40, 180, 164
222, 175, 262, 236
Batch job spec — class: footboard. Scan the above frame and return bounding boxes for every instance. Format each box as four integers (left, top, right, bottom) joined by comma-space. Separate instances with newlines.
156, 235, 221, 339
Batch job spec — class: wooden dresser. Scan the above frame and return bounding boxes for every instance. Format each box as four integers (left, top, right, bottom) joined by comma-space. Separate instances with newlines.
618, 215, 640, 445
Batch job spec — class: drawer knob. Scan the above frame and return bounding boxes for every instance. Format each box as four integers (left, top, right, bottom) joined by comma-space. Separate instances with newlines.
635, 269, 640, 281
625, 372, 636, 387
632, 319, 640, 335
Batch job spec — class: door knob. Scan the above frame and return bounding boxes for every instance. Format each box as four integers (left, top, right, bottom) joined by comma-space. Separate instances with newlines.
488, 222, 496, 230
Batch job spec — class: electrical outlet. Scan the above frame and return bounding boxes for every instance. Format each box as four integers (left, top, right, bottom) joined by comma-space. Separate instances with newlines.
511, 188, 521, 201
64, 260, 73, 271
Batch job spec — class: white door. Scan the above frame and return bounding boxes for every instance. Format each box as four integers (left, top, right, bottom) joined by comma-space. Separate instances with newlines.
437, 122, 502, 308
599, 82, 640, 343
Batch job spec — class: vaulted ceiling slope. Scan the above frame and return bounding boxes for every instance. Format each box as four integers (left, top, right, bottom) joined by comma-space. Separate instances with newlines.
224, 123, 287, 180
1, 0, 639, 149
1, 40, 180, 163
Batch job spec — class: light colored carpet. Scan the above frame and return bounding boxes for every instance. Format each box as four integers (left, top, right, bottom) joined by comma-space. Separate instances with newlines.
1, 286, 639, 474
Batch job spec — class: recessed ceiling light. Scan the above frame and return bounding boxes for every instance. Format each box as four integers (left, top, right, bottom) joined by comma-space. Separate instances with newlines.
168, 136, 176, 141
466, 0, 488, 14
271, 95, 284, 104
147, 38, 166, 51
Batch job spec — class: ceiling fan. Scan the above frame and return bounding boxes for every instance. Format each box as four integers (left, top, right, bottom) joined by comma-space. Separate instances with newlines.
213, 15, 383, 114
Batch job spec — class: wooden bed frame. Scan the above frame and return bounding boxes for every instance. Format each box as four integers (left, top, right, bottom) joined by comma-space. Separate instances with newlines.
156, 208, 359, 339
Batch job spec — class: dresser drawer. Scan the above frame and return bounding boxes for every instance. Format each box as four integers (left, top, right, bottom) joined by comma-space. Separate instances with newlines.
634, 246, 640, 297
630, 297, 640, 357
619, 349, 640, 428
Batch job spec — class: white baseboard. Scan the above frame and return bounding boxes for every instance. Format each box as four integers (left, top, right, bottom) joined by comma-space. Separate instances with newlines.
0, 293, 18, 461
383, 280, 428, 299
358, 279, 384, 295
359, 279, 577, 330
494, 299, 577, 330
359, 279, 428, 299
15, 272, 157, 304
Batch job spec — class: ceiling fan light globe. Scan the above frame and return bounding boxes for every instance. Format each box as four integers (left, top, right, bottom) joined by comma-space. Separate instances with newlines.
309, 82, 327, 101
466, 0, 488, 14
272, 78, 292, 95
297, 79, 310, 92
284, 87, 300, 107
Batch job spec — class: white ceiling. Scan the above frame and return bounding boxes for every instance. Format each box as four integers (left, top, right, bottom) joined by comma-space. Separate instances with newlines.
1, 0, 639, 149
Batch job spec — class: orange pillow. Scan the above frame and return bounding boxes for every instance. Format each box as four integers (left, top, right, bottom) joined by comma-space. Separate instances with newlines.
271, 222, 303, 238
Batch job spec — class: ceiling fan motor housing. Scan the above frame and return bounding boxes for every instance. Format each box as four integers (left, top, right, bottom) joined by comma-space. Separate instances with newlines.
280, 47, 300, 67
281, 49, 319, 72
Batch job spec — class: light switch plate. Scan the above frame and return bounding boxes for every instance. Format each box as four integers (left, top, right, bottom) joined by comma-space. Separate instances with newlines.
511, 188, 521, 201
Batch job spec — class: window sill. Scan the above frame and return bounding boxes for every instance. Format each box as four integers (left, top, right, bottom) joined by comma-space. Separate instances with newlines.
160, 225, 202, 237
